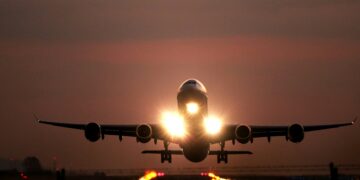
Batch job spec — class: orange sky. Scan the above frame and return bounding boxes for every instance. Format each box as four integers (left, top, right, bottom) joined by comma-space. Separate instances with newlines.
2, 36, 360, 63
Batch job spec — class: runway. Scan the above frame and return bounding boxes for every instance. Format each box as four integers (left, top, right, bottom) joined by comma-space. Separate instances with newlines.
2, 164, 360, 180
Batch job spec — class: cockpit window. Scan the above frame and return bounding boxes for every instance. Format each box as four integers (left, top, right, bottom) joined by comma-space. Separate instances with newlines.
179, 79, 207, 93
186, 80, 197, 84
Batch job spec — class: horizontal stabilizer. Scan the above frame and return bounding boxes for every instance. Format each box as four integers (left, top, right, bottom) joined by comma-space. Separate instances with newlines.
142, 150, 252, 155
142, 150, 183, 155
209, 150, 253, 155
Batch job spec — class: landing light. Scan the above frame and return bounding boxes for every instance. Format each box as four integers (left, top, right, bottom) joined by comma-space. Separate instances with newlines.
161, 111, 186, 138
186, 102, 199, 114
204, 116, 222, 135
208, 172, 229, 180
139, 170, 158, 180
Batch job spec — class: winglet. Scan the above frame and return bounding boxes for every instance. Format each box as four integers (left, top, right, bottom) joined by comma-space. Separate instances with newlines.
352, 116, 358, 125
33, 113, 40, 123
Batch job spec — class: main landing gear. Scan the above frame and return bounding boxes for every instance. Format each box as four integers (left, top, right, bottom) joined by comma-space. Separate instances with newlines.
161, 141, 172, 163
142, 140, 184, 163
217, 152, 228, 164
161, 151, 172, 163
217, 141, 228, 164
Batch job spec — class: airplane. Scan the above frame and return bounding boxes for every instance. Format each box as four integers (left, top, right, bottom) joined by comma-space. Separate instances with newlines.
36, 79, 357, 163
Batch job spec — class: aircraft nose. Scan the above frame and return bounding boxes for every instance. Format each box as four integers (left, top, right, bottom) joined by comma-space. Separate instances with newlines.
179, 79, 207, 93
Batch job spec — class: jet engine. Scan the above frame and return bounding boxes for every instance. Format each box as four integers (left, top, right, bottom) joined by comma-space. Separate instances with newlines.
235, 125, 252, 144
84, 122, 101, 142
287, 123, 304, 143
136, 124, 152, 143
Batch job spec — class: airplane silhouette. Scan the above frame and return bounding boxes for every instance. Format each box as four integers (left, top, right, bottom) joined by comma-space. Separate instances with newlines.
37, 79, 357, 163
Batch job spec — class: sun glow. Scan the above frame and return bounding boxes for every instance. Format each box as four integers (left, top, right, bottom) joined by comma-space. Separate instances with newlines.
186, 102, 199, 114
204, 116, 222, 135
161, 111, 186, 137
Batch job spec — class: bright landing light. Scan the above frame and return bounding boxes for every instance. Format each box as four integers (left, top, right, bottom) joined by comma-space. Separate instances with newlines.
204, 116, 222, 135
161, 111, 186, 137
139, 170, 160, 180
186, 102, 199, 114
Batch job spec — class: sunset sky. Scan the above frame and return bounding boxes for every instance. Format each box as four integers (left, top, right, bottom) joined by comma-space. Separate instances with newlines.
1, 1, 359, 169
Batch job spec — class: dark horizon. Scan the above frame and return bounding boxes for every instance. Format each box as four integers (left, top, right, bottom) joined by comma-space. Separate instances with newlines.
1, 0, 359, 170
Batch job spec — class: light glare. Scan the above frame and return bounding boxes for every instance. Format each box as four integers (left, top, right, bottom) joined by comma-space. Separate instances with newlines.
161, 111, 186, 137
186, 102, 199, 114
139, 171, 157, 180
204, 116, 222, 135
208, 172, 229, 180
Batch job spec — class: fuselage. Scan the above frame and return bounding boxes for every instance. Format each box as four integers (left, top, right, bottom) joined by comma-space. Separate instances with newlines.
177, 79, 210, 162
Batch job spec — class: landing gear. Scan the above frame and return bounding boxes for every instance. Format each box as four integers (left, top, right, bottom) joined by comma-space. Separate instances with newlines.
160, 141, 172, 163
217, 141, 228, 164
161, 151, 172, 163
217, 152, 228, 164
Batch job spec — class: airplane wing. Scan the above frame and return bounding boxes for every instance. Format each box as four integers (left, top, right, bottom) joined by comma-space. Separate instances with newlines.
36, 115, 176, 144
216, 117, 357, 144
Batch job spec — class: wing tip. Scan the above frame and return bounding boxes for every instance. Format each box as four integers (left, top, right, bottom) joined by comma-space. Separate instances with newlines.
352, 116, 358, 125
33, 113, 41, 123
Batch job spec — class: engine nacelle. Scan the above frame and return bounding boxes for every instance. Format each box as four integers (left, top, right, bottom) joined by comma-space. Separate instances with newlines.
287, 123, 304, 143
84, 122, 101, 142
235, 125, 252, 144
136, 124, 152, 143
